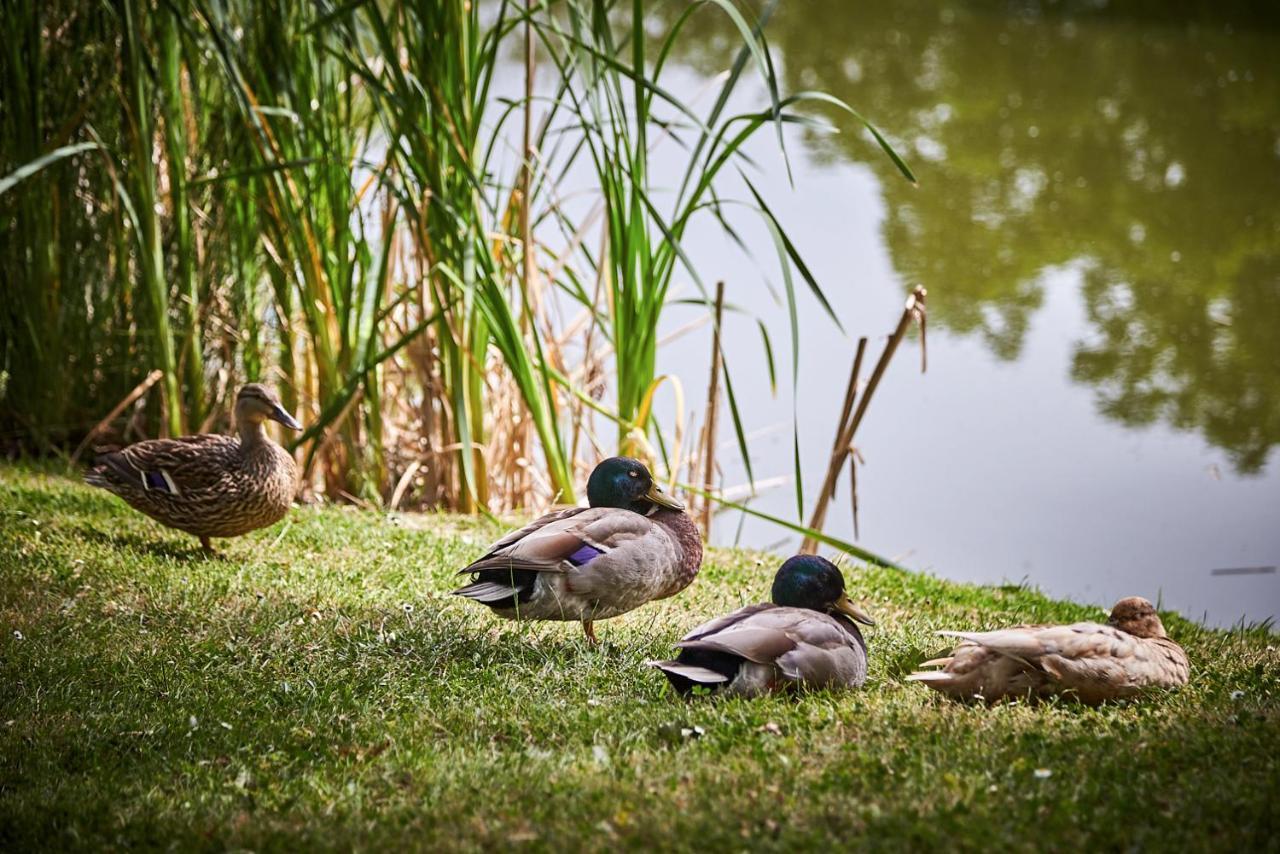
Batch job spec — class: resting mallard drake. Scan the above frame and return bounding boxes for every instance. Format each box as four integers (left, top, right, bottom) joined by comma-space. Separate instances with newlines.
453, 457, 703, 643
906, 596, 1190, 704
85, 383, 301, 552
649, 555, 875, 697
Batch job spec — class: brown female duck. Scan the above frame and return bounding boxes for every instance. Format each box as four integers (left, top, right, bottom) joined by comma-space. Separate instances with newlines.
453, 457, 703, 643
907, 596, 1190, 703
85, 384, 300, 552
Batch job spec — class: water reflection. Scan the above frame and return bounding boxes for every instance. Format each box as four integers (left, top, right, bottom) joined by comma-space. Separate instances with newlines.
667, 1, 1280, 473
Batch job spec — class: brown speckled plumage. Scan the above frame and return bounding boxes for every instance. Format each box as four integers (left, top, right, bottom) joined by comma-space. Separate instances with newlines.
85, 384, 299, 548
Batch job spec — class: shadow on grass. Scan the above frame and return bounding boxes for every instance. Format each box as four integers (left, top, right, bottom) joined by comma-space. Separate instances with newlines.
71, 525, 218, 562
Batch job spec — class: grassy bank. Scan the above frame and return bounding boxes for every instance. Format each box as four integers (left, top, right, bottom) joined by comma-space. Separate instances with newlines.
1, 463, 1276, 850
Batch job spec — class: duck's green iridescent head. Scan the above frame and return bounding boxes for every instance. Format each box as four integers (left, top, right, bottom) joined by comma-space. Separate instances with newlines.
771, 555, 875, 625
586, 457, 684, 513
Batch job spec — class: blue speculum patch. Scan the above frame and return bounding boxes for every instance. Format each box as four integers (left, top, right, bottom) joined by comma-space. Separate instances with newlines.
144, 471, 171, 492
566, 543, 603, 566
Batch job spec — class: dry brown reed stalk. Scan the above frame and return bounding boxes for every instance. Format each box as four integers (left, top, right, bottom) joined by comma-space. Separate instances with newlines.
302, 386, 364, 498
699, 281, 726, 536
803, 335, 868, 543
801, 285, 927, 553
71, 369, 164, 463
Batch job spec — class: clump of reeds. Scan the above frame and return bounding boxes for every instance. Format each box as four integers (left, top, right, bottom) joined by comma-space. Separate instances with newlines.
0, 0, 914, 547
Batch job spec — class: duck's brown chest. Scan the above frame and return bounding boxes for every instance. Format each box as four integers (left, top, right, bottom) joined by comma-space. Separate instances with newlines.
191, 444, 297, 537
651, 509, 704, 599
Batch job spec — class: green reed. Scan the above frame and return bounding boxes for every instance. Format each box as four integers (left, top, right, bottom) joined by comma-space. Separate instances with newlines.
0, 0, 911, 545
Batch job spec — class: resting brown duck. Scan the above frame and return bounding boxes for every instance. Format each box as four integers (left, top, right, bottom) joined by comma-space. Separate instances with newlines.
650, 555, 875, 697
453, 457, 703, 643
85, 384, 300, 552
906, 596, 1190, 704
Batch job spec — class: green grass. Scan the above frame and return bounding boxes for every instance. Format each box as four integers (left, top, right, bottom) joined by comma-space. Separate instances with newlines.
1, 462, 1276, 850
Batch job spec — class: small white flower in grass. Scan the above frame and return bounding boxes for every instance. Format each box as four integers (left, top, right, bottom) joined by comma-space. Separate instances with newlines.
402, 603, 414, 614
1034, 768, 1052, 780
592, 745, 610, 767
188, 715, 198, 730
220, 721, 232, 731
1230, 690, 1245, 700
12, 630, 23, 640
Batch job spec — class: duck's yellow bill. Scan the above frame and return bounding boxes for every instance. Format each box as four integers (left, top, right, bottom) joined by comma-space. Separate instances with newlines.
835, 593, 875, 626
644, 483, 685, 511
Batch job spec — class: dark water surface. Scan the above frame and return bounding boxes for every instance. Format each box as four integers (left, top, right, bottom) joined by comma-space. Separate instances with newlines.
645, 2, 1280, 626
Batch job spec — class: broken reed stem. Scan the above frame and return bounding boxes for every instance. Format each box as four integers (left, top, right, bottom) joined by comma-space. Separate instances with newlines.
829, 336, 869, 505
388, 459, 423, 511
801, 285, 927, 553
802, 339, 866, 551
699, 281, 726, 536
850, 447, 861, 541
71, 369, 164, 464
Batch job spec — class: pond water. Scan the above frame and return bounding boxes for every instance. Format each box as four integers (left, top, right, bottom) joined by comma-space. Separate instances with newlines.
641, 2, 1280, 626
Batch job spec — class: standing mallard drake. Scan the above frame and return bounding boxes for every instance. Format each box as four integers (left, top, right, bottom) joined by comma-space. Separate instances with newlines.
453, 457, 703, 643
85, 383, 301, 552
650, 555, 875, 697
906, 596, 1190, 704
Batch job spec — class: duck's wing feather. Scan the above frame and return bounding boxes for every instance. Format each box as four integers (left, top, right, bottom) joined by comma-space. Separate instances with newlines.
906, 640, 1042, 700
89, 435, 238, 495
461, 507, 652, 576
939, 622, 1130, 664
1026, 625, 1189, 692
678, 605, 867, 687
679, 602, 775, 644
473, 506, 589, 558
